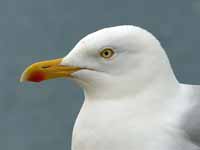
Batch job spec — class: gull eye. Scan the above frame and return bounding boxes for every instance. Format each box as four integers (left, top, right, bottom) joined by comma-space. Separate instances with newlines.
100, 48, 114, 59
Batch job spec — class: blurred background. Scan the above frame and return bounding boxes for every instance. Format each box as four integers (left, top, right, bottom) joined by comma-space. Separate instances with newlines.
1, 0, 200, 149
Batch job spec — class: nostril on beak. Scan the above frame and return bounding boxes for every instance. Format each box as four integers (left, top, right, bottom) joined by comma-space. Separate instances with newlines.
41, 65, 50, 69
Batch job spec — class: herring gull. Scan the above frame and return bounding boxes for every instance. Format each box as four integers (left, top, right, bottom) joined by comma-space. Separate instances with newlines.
20, 25, 200, 150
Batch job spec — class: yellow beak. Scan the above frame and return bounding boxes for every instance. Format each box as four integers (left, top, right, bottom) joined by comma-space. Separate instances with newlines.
20, 58, 81, 82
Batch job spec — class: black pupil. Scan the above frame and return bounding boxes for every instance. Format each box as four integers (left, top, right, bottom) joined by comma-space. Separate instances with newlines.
104, 51, 109, 56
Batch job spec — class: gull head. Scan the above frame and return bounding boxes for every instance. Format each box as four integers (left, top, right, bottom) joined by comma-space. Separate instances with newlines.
20, 25, 177, 99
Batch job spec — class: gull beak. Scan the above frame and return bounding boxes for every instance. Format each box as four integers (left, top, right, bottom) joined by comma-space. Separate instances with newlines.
20, 58, 81, 82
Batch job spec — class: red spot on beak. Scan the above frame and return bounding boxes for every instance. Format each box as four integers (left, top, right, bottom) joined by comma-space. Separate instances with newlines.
28, 71, 45, 82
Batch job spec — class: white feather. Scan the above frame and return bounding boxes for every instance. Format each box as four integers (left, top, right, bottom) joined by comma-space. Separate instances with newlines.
61, 25, 200, 150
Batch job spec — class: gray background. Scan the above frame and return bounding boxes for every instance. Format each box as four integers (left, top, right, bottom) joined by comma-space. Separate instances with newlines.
1, 0, 200, 149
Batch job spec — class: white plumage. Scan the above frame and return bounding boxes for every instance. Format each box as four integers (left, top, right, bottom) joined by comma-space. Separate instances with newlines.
60, 25, 200, 150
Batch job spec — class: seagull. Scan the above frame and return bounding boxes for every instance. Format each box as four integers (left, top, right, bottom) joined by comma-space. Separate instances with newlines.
20, 25, 200, 150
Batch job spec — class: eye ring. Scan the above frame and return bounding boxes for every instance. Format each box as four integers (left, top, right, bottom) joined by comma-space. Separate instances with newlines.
100, 48, 114, 59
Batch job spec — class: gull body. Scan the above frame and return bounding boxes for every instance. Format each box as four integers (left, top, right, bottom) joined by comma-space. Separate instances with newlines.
21, 25, 200, 150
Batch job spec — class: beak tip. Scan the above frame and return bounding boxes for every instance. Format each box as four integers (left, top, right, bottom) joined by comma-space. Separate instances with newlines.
20, 73, 27, 82
20, 68, 30, 82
